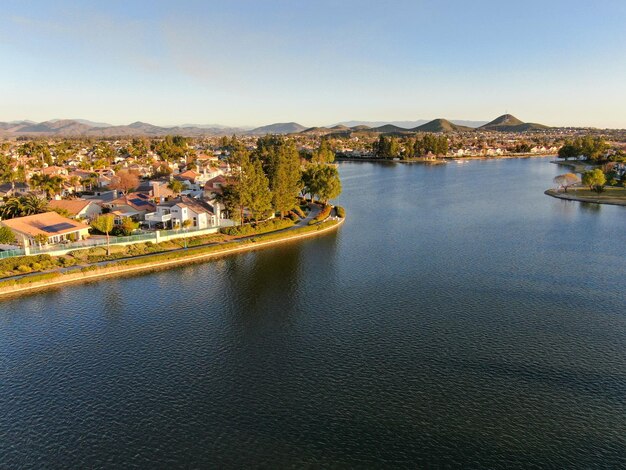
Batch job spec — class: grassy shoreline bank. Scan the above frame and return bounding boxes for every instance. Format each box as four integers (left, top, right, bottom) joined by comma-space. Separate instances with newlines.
0, 217, 344, 299
544, 189, 626, 206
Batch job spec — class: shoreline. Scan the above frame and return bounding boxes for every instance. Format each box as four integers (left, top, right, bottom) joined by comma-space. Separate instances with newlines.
0, 217, 344, 299
550, 159, 597, 173
337, 154, 553, 164
544, 189, 626, 206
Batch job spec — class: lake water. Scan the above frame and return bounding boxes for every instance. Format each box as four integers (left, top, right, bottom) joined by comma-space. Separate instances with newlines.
1, 158, 625, 468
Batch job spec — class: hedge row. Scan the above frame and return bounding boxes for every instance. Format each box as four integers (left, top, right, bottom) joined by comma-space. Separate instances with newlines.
220, 218, 295, 237
0, 219, 341, 290
292, 205, 307, 218
308, 204, 333, 225
0, 233, 226, 279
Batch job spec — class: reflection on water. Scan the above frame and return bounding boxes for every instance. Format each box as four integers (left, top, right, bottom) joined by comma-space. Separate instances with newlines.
580, 201, 602, 212
0, 158, 625, 468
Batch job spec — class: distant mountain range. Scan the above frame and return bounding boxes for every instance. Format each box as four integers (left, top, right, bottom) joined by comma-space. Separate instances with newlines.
332, 119, 488, 129
478, 114, 549, 132
0, 120, 251, 137
413, 119, 474, 133
247, 122, 308, 135
0, 114, 555, 137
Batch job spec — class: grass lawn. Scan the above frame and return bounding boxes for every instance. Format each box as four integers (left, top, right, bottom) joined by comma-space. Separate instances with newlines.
568, 187, 626, 200
547, 186, 626, 205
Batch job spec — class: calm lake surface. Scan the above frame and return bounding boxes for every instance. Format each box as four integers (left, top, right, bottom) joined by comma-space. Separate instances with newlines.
1, 158, 625, 468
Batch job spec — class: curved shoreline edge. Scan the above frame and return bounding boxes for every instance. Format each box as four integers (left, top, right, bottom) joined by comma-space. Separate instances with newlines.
0, 217, 345, 299
544, 189, 626, 207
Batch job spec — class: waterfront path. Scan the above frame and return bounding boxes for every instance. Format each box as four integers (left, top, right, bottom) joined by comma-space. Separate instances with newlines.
0, 204, 343, 297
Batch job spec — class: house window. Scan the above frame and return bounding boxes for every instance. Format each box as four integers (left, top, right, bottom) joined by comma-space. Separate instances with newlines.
193, 217, 197, 227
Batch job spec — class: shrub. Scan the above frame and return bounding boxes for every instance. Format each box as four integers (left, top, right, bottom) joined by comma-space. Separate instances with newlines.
58, 256, 76, 267
0, 219, 342, 289
221, 218, 295, 237
17, 265, 31, 273
308, 204, 332, 225
292, 205, 306, 218
335, 205, 346, 218
0, 254, 58, 277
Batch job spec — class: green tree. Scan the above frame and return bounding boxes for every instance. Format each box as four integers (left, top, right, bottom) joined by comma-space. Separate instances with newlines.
243, 159, 272, 223
220, 184, 243, 225
558, 142, 580, 160
580, 136, 608, 162
50, 207, 71, 218
91, 214, 115, 255
316, 165, 342, 203
81, 173, 98, 191
302, 165, 321, 201
29, 174, 65, 199
223, 138, 251, 225
23, 194, 49, 215
271, 144, 302, 218
582, 169, 606, 193
167, 179, 185, 196
114, 217, 139, 236
403, 137, 416, 159
302, 164, 342, 203
0, 197, 25, 219
373, 135, 401, 159
34, 233, 48, 247
312, 139, 335, 164
0, 195, 48, 219
0, 153, 13, 185
0, 226, 16, 244
153, 135, 189, 162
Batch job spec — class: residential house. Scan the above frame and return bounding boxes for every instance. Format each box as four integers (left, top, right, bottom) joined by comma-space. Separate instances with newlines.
0, 182, 30, 198
42, 165, 69, 176
105, 192, 156, 223
48, 199, 103, 221
94, 169, 116, 188
204, 175, 227, 199
135, 180, 177, 202
145, 196, 217, 229
1, 212, 91, 246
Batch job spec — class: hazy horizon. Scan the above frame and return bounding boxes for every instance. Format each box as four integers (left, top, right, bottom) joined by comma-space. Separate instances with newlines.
1, 0, 625, 128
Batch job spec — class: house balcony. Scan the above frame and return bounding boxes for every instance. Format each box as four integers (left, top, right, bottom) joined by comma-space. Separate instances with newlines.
145, 212, 172, 224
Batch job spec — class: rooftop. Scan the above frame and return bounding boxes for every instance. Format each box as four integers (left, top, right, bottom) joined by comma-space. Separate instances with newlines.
1, 212, 90, 238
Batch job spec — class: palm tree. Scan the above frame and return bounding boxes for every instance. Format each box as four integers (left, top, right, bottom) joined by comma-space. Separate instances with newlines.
0, 197, 25, 219
29, 174, 65, 199
81, 173, 98, 191
0, 195, 48, 219
22, 194, 49, 215
167, 179, 185, 196
68, 175, 82, 193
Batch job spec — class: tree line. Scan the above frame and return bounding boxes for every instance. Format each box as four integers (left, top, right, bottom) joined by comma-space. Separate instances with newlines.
373, 134, 449, 159
220, 136, 342, 224
558, 136, 609, 162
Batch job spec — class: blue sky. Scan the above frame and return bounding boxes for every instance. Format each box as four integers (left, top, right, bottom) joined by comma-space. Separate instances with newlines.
1, 0, 625, 127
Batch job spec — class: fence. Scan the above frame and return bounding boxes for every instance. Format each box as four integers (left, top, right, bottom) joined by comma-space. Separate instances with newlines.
0, 248, 25, 259
0, 222, 234, 259
27, 232, 157, 255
